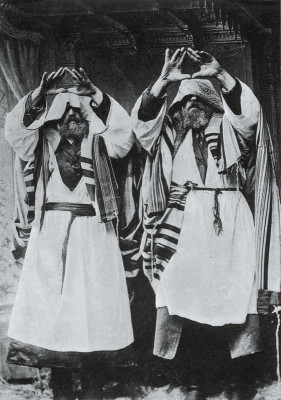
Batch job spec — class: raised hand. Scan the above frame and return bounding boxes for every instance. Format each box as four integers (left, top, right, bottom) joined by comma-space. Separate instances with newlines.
31, 68, 65, 106
161, 48, 191, 83
186, 48, 223, 79
186, 48, 236, 91
64, 67, 97, 97
150, 47, 191, 98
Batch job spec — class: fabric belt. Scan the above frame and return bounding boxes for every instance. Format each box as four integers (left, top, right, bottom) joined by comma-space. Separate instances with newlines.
45, 202, 96, 293
173, 182, 239, 236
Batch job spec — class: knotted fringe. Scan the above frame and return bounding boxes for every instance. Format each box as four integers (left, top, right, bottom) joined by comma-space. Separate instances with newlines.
213, 189, 223, 236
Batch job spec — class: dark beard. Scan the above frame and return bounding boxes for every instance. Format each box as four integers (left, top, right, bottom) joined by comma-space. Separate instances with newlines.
59, 119, 89, 141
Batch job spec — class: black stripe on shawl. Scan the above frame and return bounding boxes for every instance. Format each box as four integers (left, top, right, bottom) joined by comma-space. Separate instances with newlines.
25, 179, 35, 187
160, 223, 181, 234
82, 169, 95, 179
155, 233, 179, 245
263, 197, 272, 289
167, 203, 185, 211
162, 128, 174, 155
80, 156, 92, 164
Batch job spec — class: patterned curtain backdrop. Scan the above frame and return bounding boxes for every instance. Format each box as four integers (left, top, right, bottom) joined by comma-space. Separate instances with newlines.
0, 12, 42, 379
0, 15, 41, 100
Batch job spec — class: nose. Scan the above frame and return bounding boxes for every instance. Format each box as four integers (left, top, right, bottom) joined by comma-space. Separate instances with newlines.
190, 96, 198, 102
68, 108, 75, 116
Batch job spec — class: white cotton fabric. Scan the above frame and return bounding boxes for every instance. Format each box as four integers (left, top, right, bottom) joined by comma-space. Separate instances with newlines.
8, 152, 134, 352
156, 130, 257, 326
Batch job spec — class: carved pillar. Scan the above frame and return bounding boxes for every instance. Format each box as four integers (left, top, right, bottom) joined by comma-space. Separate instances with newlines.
253, 34, 281, 188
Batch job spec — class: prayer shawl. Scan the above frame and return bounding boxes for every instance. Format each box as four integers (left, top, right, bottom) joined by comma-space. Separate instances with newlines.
7, 92, 141, 278
137, 82, 281, 311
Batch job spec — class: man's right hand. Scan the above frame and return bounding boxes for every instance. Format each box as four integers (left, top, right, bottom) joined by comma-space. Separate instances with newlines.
150, 48, 191, 98
31, 68, 65, 108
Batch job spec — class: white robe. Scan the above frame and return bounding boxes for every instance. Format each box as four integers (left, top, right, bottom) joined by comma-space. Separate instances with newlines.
156, 130, 257, 326
6, 94, 134, 352
132, 80, 260, 327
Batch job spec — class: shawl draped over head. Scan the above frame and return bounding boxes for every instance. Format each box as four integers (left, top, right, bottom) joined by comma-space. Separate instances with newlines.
23, 91, 120, 228
137, 78, 281, 312
8, 90, 141, 276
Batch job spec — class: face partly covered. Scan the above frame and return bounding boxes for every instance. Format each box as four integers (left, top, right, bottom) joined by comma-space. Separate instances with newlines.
172, 95, 214, 131
59, 106, 89, 141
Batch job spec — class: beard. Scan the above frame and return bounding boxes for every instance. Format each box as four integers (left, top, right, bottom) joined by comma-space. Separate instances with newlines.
59, 117, 89, 141
171, 100, 213, 131
182, 107, 211, 130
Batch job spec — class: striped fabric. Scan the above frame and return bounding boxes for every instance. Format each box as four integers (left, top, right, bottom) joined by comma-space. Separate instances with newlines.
22, 133, 120, 230
255, 108, 281, 306
143, 114, 221, 283
143, 182, 191, 281
23, 159, 36, 224
142, 108, 281, 311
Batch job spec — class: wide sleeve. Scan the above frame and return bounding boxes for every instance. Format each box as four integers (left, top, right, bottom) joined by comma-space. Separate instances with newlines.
5, 93, 40, 161
131, 88, 167, 155
94, 96, 134, 159
221, 79, 260, 140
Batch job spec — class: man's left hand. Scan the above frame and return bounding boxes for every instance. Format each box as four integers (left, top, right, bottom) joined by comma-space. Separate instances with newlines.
187, 48, 236, 91
64, 67, 97, 96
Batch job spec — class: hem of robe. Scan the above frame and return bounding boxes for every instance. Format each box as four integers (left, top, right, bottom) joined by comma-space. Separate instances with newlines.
158, 305, 257, 327
7, 339, 135, 369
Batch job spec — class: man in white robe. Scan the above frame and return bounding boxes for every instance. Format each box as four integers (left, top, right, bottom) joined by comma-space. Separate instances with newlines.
131, 48, 281, 391
6, 67, 134, 399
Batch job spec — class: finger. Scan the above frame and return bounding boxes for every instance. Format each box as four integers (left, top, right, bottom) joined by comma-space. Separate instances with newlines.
40, 72, 48, 86
186, 51, 200, 64
72, 69, 83, 80
52, 70, 66, 87
52, 68, 65, 83
178, 73, 192, 81
47, 88, 68, 95
165, 48, 172, 62
187, 48, 202, 61
64, 67, 79, 81
171, 48, 182, 62
178, 51, 187, 68
192, 71, 207, 79
79, 68, 89, 80
46, 71, 55, 82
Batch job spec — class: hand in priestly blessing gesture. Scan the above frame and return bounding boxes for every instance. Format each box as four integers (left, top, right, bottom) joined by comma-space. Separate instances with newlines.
64, 67, 98, 97
31, 67, 65, 107
160, 47, 191, 83
186, 48, 224, 79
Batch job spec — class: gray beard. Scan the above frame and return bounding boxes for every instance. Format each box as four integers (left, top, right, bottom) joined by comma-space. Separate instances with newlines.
59, 120, 89, 141
182, 108, 211, 130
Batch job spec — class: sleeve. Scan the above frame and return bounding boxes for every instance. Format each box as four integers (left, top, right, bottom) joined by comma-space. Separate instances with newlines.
90, 93, 111, 126
23, 92, 46, 128
221, 79, 260, 140
131, 88, 167, 155
221, 79, 242, 115
138, 85, 166, 122
99, 96, 134, 159
5, 93, 40, 161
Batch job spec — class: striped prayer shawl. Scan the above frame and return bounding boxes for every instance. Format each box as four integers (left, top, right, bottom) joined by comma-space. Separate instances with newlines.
147, 115, 220, 217
142, 109, 281, 311
23, 159, 36, 224
21, 132, 120, 233
255, 108, 281, 311
143, 116, 221, 282
81, 133, 120, 222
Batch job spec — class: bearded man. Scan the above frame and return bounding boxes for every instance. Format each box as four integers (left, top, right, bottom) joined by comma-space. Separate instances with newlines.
5, 67, 135, 399
131, 48, 281, 390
